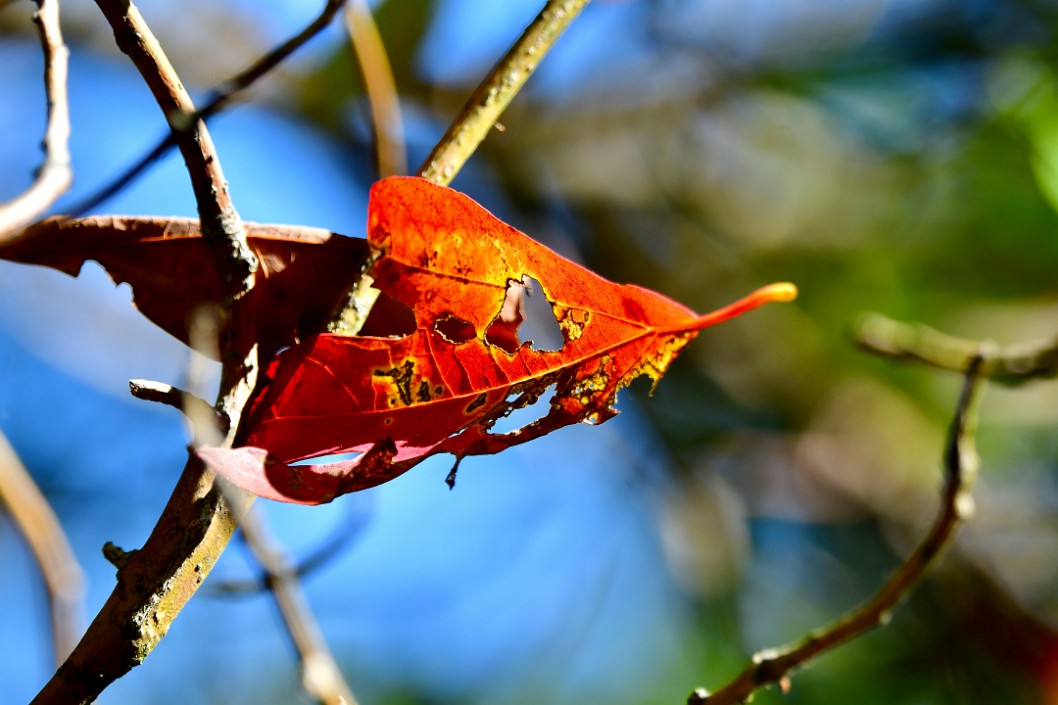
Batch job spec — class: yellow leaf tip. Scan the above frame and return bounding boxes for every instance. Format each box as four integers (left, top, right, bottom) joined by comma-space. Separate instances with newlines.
758, 282, 798, 303
689, 281, 798, 331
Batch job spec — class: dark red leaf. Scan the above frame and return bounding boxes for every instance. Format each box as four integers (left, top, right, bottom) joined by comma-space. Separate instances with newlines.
0, 216, 370, 356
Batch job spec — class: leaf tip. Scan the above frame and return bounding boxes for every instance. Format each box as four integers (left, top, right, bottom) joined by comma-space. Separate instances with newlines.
760, 281, 798, 303
692, 281, 798, 330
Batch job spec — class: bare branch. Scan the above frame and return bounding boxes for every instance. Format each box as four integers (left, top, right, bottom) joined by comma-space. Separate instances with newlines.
345, 0, 406, 178
0, 0, 71, 239
32, 454, 252, 705
0, 428, 84, 667
419, 0, 591, 185
29, 0, 593, 701
856, 311, 1057, 384
128, 378, 210, 415
687, 351, 990, 705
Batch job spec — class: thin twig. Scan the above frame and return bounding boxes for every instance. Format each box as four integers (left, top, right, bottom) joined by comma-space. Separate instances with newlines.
855, 312, 1058, 384
0, 428, 84, 666
64, 137, 172, 218
208, 502, 369, 595
196, 0, 345, 125
68, 0, 347, 217
418, 0, 591, 185
687, 351, 990, 705
226, 499, 360, 705
345, 0, 406, 178
0, 0, 71, 239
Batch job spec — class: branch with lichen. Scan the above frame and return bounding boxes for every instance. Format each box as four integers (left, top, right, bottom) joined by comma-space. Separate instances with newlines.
686, 350, 990, 705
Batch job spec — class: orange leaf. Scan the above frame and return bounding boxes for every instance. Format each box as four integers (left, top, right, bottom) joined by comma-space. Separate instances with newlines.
0, 216, 370, 356
201, 177, 796, 504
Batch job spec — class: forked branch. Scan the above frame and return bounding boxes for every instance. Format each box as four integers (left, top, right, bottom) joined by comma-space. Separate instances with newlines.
30, 0, 596, 701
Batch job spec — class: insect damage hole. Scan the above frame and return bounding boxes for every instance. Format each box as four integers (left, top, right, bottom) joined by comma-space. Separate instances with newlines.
434, 313, 476, 344
490, 381, 559, 434
484, 275, 565, 354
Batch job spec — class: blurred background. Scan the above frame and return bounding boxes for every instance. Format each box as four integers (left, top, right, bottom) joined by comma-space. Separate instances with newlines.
2, 0, 1058, 703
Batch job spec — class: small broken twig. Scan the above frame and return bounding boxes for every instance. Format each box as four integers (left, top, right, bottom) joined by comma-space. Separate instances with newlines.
129, 379, 227, 446
687, 350, 990, 705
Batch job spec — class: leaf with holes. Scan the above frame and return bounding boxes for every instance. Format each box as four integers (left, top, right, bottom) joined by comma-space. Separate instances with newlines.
198, 176, 796, 504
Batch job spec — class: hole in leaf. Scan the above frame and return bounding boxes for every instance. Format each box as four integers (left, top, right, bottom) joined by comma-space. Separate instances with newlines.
484, 275, 564, 354
290, 451, 364, 466
358, 292, 416, 337
520, 275, 565, 352
434, 313, 476, 344
490, 381, 557, 434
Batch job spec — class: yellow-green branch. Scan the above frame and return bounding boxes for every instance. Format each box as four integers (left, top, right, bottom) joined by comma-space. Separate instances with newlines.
419, 0, 591, 185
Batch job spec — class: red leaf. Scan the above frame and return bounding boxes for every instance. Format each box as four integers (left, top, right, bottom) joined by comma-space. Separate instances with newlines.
0, 216, 370, 356
203, 177, 796, 504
